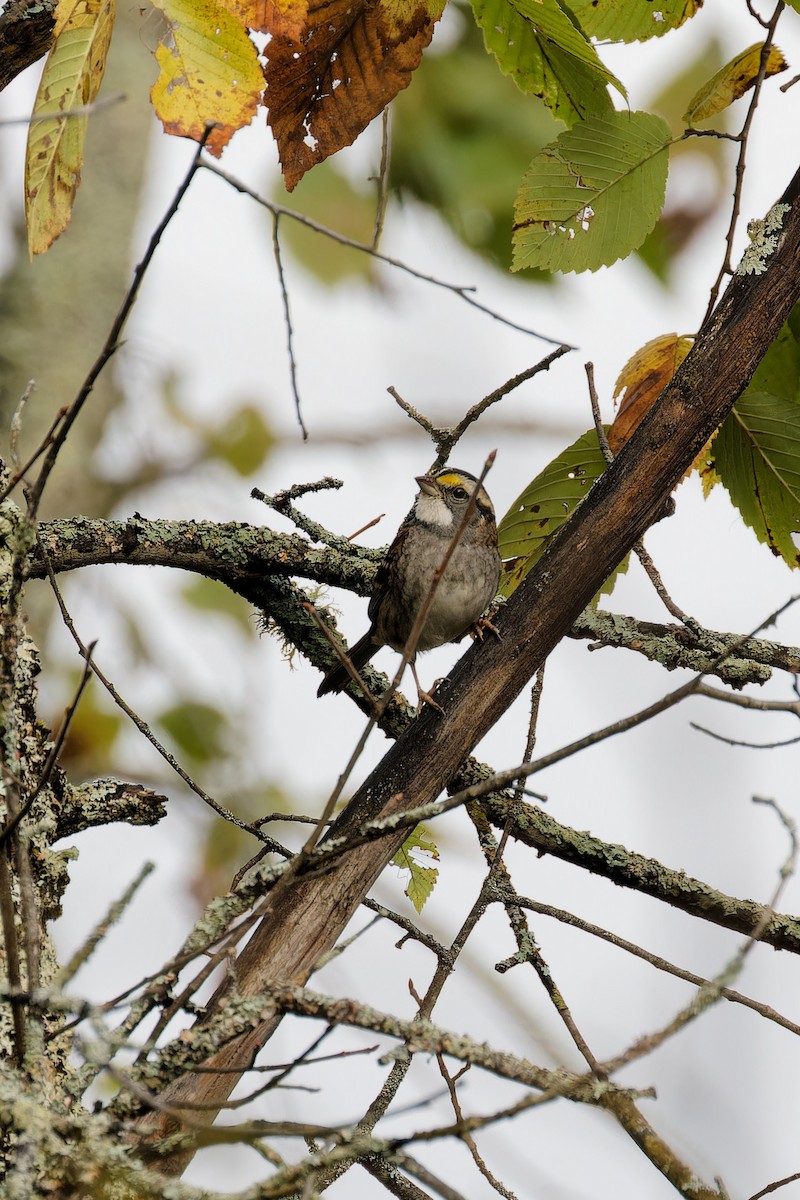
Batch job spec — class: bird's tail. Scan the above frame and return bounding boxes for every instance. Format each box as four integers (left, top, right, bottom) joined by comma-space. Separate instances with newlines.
317, 632, 378, 697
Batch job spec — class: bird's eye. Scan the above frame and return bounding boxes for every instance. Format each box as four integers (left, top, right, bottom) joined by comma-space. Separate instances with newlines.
451, 486, 468, 500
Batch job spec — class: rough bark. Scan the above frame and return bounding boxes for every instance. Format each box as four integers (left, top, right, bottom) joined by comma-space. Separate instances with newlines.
0, 0, 54, 94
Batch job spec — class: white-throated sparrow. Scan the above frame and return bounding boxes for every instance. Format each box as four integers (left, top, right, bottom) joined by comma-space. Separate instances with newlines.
317, 466, 501, 705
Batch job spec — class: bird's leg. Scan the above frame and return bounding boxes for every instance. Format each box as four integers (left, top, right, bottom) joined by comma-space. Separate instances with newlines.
410, 659, 443, 712
469, 597, 504, 641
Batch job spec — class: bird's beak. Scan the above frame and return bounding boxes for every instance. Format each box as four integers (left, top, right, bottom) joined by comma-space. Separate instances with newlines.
415, 474, 438, 497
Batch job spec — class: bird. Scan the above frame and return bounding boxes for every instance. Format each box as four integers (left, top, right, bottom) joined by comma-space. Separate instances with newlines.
317, 466, 501, 707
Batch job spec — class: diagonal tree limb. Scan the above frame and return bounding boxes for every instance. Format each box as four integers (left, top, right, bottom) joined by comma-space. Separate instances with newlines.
125, 167, 800, 1185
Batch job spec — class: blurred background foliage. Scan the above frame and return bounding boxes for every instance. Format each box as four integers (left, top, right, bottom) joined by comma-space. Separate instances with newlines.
0, 0, 738, 903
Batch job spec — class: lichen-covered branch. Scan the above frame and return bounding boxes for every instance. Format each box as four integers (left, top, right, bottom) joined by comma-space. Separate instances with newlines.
29, 514, 800, 688
55, 779, 168, 840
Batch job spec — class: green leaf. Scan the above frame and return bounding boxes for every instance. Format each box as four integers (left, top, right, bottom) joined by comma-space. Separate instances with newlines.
567, 0, 703, 43
745, 313, 800, 404
512, 110, 671, 273
498, 428, 629, 598
684, 44, 788, 125
390, 17, 561, 271
182, 578, 256, 633
277, 163, 379, 285
508, 0, 624, 92
57, 677, 122, 775
392, 825, 439, 913
207, 404, 274, 476
159, 702, 227, 765
713, 393, 800, 568
470, 0, 620, 124
632, 35, 728, 283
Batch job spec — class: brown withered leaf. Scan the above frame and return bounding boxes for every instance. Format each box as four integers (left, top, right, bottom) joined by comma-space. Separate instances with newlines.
609, 333, 694, 452
265, 0, 445, 190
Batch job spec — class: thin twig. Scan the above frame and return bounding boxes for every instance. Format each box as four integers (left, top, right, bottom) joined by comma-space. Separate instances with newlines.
513, 664, 545, 804
701, 3, 786, 323
748, 1170, 800, 1200
690, 725, 800, 750
435, 1054, 518, 1200
201, 161, 566, 343
271, 211, 308, 440
372, 108, 391, 250
56, 863, 154, 988
38, 541, 267, 838
585, 360, 698, 629
9, 379, 35, 467
0, 402, 67, 505
0, 90, 126, 125
511, 894, 800, 1039
0, 642, 95, 849
26, 128, 214, 517
389, 349, 571, 463
598, 795, 797, 1077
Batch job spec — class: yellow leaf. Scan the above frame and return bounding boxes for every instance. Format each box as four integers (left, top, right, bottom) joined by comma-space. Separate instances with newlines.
684, 43, 788, 125
266, 0, 445, 190
150, 0, 264, 158
694, 432, 720, 495
391, 825, 439, 913
610, 333, 694, 452
24, 0, 116, 256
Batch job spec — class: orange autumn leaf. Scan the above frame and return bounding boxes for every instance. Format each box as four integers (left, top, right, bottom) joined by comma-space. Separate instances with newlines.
150, 0, 264, 157
609, 333, 694, 452
265, 0, 445, 190
217, 0, 307, 39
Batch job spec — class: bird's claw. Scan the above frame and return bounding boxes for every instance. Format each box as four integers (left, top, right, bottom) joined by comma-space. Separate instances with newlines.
470, 615, 501, 641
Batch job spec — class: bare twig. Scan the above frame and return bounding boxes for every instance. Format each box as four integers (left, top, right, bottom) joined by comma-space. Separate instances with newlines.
0, 402, 66, 505
389, 349, 571, 463
748, 1171, 800, 1200
511, 894, 800, 1039
56, 863, 154, 988
372, 108, 391, 250
514, 665, 545, 805
599, 795, 797, 1077
0, 642, 95, 849
700, 3, 786, 322
201, 161, 566, 343
8, 379, 35, 467
585, 360, 698, 630
38, 541, 266, 839
0, 90, 126, 125
26, 128, 214, 517
271, 212, 308, 439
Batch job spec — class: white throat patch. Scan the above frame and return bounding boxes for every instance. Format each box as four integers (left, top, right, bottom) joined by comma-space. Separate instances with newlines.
415, 491, 454, 529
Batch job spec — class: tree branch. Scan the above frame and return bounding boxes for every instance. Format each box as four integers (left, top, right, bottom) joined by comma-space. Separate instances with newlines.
28, 516, 800, 686
0, 0, 55, 94
126, 166, 800, 1174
